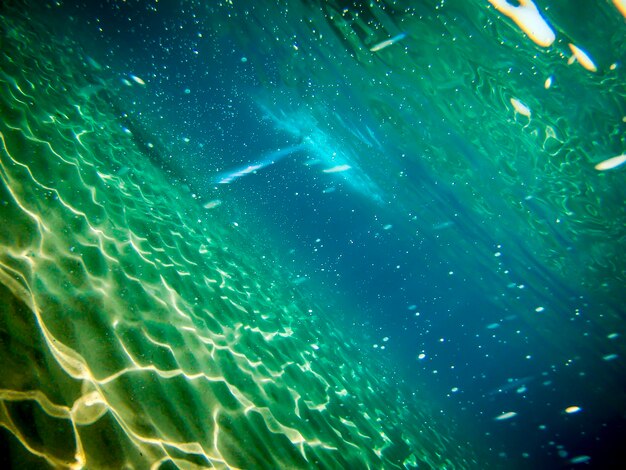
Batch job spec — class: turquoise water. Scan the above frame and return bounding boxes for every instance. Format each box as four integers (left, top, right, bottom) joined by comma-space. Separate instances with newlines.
1, 0, 625, 468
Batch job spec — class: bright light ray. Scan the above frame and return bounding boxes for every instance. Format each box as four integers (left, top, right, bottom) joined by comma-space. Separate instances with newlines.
214, 143, 305, 184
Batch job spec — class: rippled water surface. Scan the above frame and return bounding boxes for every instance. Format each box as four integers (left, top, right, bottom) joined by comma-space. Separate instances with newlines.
1, 1, 624, 468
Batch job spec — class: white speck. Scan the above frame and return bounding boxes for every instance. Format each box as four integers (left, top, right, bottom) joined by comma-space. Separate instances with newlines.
373, 344, 379, 349
535, 306, 545, 313
568, 43, 597, 72
382, 336, 389, 342
451, 387, 459, 393
516, 386, 527, 394
130, 74, 146, 85
494, 252, 501, 257
184, 88, 191, 94
241, 57, 248, 63
323, 164, 351, 173
510, 97, 531, 117
565, 406, 581, 414
311, 344, 320, 350
488, 0, 555, 47
570, 455, 591, 465
544, 76, 553, 89
418, 353, 426, 360
203, 199, 222, 210
594, 154, 626, 171
183, 137, 190, 143
369, 32, 407, 52
495, 411, 517, 421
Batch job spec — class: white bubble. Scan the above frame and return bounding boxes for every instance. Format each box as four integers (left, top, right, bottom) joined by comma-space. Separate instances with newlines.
565, 406, 581, 414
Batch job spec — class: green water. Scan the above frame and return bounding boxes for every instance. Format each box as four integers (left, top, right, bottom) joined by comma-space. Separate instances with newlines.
2, 0, 626, 468
0, 3, 479, 469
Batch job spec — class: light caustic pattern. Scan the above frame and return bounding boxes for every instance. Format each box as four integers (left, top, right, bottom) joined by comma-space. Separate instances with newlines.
0, 10, 474, 470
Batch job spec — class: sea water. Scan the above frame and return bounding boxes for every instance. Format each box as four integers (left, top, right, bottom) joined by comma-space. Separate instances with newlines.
1, 1, 624, 469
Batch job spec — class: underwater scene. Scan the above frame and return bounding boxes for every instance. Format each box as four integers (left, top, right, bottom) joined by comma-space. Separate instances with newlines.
0, 0, 624, 468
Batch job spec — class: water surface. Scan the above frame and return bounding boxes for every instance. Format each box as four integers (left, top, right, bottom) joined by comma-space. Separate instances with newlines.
1, 1, 624, 468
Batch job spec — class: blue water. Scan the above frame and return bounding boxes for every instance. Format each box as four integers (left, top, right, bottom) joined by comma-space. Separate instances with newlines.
2, 0, 625, 468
